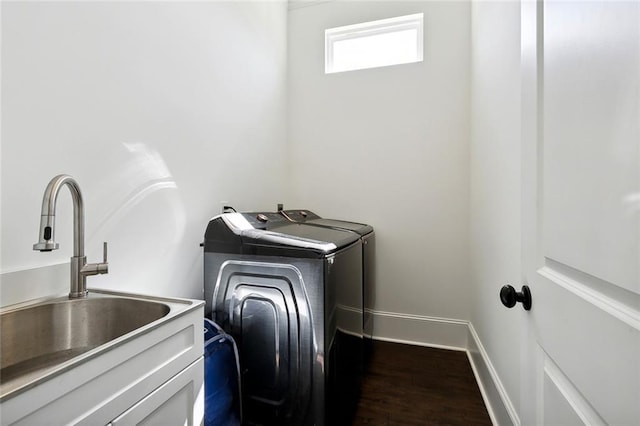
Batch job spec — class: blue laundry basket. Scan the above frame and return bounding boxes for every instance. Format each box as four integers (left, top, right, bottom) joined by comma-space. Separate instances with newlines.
204, 318, 241, 426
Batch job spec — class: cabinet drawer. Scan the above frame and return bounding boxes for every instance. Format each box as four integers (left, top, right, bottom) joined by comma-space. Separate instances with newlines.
110, 357, 204, 426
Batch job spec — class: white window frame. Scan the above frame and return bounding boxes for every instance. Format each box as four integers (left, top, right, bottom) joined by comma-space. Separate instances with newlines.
325, 13, 424, 74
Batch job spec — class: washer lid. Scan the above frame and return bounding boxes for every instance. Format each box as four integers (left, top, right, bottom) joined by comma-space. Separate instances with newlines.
280, 209, 373, 236
256, 223, 360, 249
304, 218, 373, 236
205, 212, 359, 256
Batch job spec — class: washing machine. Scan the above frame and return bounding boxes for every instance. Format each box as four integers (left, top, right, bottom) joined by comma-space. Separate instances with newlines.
279, 209, 375, 341
203, 211, 363, 426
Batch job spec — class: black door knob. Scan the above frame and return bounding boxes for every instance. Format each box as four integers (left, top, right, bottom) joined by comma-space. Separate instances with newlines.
500, 285, 532, 311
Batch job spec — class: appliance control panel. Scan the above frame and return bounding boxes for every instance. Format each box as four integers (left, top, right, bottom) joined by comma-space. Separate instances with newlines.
241, 212, 289, 229
280, 209, 321, 222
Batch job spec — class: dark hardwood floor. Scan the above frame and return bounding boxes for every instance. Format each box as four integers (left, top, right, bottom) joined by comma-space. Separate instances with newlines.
353, 340, 492, 426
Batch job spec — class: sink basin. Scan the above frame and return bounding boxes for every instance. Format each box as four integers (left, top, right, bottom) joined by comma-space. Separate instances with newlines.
0, 290, 191, 400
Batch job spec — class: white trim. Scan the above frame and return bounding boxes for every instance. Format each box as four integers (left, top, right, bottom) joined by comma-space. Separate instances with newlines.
466, 349, 500, 426
467, 322, 520, 426
370, 309, 468, 350
370, 310, 519, 426
373, 335, 466, 353
538, 266, 640, 331
543, 353, 606, 426
325, 13, 424, 74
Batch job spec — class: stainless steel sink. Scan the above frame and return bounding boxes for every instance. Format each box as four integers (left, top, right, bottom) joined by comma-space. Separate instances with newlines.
0, 290, 194, 400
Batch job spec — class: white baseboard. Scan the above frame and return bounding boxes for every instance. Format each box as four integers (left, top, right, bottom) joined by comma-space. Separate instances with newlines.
467, 323, 520, 426
370, 310, 518, 426
371, 309, 469, 351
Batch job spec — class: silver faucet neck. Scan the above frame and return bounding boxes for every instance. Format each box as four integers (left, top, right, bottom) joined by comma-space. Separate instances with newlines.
34, 175, 107, 299
33, 174, 84, 256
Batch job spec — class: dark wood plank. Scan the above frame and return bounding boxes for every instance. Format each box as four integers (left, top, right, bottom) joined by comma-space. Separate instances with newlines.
353, 340, 492, 426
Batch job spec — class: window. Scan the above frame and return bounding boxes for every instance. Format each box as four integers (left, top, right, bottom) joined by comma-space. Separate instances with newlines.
325, 13, 424, 74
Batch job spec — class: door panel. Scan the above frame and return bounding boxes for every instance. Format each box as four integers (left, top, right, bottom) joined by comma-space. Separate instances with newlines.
533, 273, 638, 423
543, 0, 639, 293
541, 351, 605, 426
521, 1, 640, 424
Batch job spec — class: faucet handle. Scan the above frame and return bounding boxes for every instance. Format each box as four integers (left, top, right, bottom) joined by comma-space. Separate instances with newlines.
79, 242, 109, 277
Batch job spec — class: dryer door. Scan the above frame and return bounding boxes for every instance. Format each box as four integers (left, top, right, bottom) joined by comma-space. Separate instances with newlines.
231, 284, 297, 406
214, 261, 314, 426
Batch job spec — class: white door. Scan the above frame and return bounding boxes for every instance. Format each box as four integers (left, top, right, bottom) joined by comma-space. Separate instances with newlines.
520, 1, 640, 425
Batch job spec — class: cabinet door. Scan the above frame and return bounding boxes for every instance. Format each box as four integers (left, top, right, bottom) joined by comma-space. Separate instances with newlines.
110, 357, 204, 426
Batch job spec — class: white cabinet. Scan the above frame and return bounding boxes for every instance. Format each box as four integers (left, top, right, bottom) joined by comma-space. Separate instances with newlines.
1, 295, 204, 425
110, 358, 204, 426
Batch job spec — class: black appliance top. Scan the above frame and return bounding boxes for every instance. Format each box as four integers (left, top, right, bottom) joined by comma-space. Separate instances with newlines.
280, 209, 374, 236
203, 212, 360, 258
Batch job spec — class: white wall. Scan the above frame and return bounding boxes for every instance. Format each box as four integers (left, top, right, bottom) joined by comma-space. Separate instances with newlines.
0, 0, 531, 421
288, 1, 471, 327
469, 1, 522, 424
1, 1, 288, 306
1, 1, 524, 418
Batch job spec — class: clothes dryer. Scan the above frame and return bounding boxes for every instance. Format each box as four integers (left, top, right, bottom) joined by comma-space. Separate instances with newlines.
203, 212, 363, 426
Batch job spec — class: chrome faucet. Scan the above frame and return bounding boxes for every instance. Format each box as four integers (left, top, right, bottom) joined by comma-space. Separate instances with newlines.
33, 174, 108, 298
